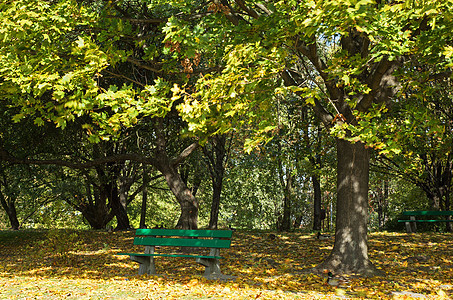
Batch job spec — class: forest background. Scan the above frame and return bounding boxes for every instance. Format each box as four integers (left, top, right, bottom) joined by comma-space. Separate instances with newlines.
0, 0, 453, 277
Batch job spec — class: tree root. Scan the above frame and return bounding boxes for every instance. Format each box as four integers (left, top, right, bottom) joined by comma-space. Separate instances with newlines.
301, 255, 384, 277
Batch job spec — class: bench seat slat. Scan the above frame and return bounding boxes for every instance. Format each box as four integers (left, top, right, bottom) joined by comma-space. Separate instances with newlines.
398, 219, 452, 222
117, 253, 223, 259
134, 236, 231, 248
135, 228, 233, 238
402, 211, 453, 216
118, 229, 233, 278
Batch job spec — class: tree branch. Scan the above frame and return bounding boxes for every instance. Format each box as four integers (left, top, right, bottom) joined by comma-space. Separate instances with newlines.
126, 57, 162, 74
105, 16, 165, 24
295, 37, 329, 82
103, 70, 145, 87
255, 2, 273, 15
0, 148, 155, 169
428, 70, 452, 81
281, 69, 334, 126
215, 0, 242, 25
234, 0, 260, 18
171, 142, 199, 167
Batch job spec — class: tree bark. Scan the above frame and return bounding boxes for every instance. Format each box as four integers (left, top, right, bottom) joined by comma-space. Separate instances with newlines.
139, 169, 149, 229
276, 138, 294, 232
205, 134, 228, 230
0, 193, 20, 230
279, 175, 293, 232
419, 155, 453, 232
446, 192, 452, 232
154, 118, 199, 229
375, 181, 388, 231
109, 182, 131, 230
167, 164, 199, 229
312, 174, 322, 231
209, 180, 222, 229
71, 179, 114, 229
316, 139, 378, 275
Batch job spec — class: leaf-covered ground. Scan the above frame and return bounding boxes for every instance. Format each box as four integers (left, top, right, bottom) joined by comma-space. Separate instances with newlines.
0, 230, 452, 299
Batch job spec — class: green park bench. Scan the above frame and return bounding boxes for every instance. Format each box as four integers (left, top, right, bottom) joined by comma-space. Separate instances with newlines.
117, 228, 234, 280
398, 211, 453, 233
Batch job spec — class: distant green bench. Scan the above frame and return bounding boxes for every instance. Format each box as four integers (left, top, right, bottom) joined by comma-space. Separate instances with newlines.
398, 211, 453, 233
117, 229, 234, 279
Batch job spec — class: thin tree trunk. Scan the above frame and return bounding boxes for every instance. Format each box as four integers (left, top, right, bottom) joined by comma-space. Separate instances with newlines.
383, 180, 389, 227
316, 139, 378, 275
376, 184, 384, 230
280, 176, 293, 232
140, 169, 149, 229
443, 158, 452, 232
207, 135, 227, 230
312, 174, 322, 231
446, 185, 452, 232
209, 180, 222, 229
276, 138, 293, 232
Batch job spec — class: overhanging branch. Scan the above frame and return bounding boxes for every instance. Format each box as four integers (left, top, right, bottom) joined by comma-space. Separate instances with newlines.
281, 70, 333, 126
171, 142, 199, 167
0, 148, 155, 169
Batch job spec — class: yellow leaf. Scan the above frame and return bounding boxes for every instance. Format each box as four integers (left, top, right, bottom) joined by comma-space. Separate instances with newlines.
335, 288, 346, 296
437, 289, 447, 299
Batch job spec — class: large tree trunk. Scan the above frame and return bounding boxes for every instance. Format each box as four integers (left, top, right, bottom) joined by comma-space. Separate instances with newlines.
6, 206, 20, 230
154, 118, 199, 230
316, 139, 378, 275
160, 162, 198, 229
73, 180, 113, 229
79, 206, 112, 230
109, 182, 131, 230
0, 193, 20, 230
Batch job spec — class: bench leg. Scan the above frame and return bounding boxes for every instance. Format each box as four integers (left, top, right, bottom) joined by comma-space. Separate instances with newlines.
196, 248, 221, 276
197, 257, 221, 276
405, 221, 412, 233
130, 246, 156, 275
405, 216, 417, 233
410, 216, 417, 233
196, 248, 235, 280
130, 255, 156, 275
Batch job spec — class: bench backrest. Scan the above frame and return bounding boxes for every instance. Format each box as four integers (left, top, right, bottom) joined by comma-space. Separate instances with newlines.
133, 229, 233, 249
402, 211, 453, 216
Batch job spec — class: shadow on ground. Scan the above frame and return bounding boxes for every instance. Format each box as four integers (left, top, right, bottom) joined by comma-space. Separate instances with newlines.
1, 229, 452, 299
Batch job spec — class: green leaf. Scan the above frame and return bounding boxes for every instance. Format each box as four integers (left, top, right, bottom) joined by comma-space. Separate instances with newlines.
34, 117, 45, 126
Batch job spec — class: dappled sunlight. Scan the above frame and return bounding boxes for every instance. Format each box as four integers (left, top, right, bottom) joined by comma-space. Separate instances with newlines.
0, 230, 452, 299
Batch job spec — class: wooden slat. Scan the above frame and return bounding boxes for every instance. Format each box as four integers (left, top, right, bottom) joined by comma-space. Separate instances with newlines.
398, 219, 452, 222
117, 253, 223, 259
402, 211, 453, 216
133, 236, 232, 248
135, 228, 233, 238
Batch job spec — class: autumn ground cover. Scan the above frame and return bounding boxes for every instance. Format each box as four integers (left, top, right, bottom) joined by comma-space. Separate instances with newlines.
0, 229, 452, 299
